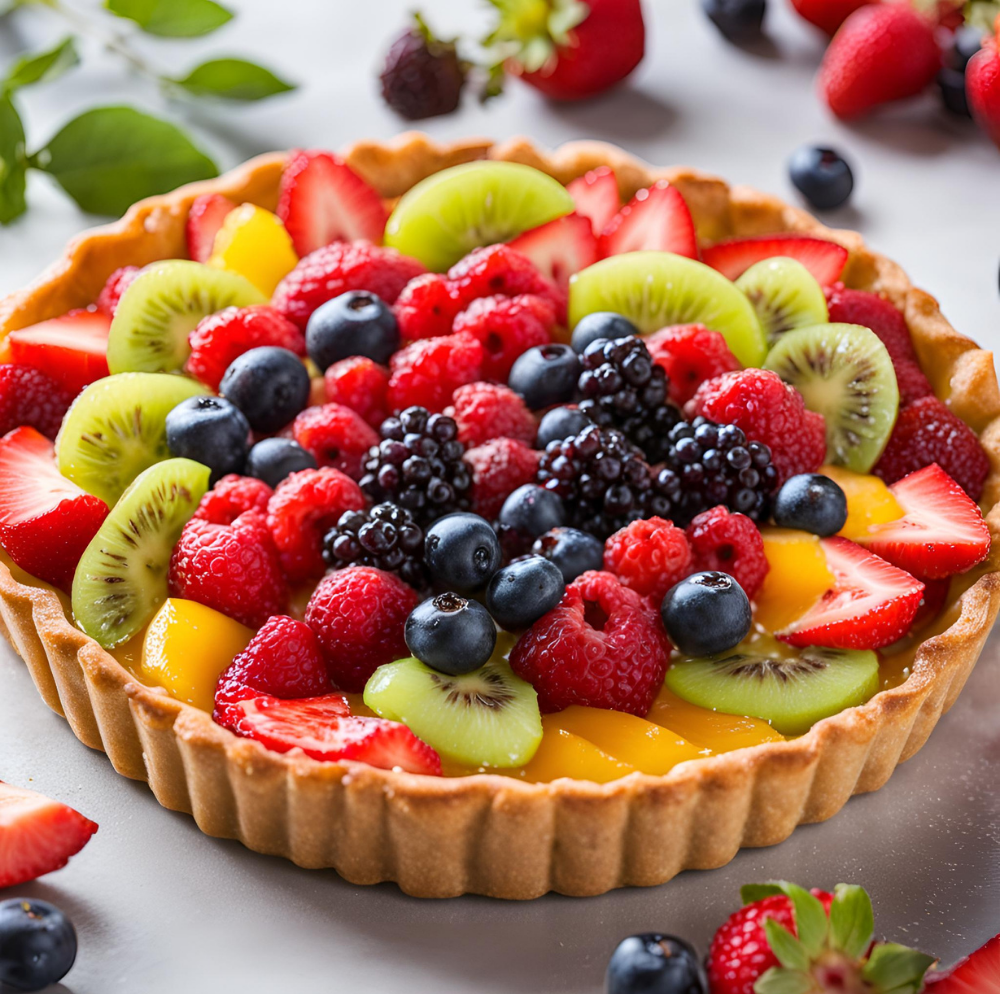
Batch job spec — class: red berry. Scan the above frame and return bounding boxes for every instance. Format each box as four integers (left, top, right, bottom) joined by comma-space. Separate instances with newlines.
789, 0, 870, 36
292, 402, 380, 480
393, 272, 464, 341
464, 437, 542, 520
168, 509, 288, 628
453, 293, 557, 381
96, 265, 139, 316
193, 473, 274, 526
304, 566, 418, 692
873, 396, 989, 501
566, 166, 621, 236
603, 516, 693, 603
387, 331, 484, 413
0, 364, 71, 440
686, 506, 768, 599
509, 569, 670, 716
323, 356, 390, 428
968, 22, 1000, 150
646, 324, 740, 406
185, 192, 236, 263
447, 381, 537, 447
266, 467, 366, 581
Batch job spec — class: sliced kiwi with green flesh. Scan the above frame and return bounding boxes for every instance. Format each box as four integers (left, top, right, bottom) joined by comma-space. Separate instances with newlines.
56, 372, 207, 507
735, 257, 828, 344
764, 323, 899, 473
73, 458, 210, 648
568, 251, 768, 367
107, 260, 264, 374
364, 656, 543, 768
383, 161, 575, 272
665, 642, 879, 737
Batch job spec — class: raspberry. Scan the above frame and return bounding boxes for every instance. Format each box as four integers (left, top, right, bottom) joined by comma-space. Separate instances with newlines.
510, 570, 670, 716
690, 369, 827, 483
292, 403, 379, 480
193, 473, 274, 525
686, 505, 768, 598
304, 566, 418, 691
186, 305, 306, 391
646, 324, 740, 406
96, 265, 139, 316
266, 467, 366, 581
447, 381, 537, 447
874, 395, 989, 500
464, 437, 541, 520
323, 356, 389, 428
387, 330, 484, 413
603, 517, 693, 603
0, 364, 71, 440
393, 272, 463, 341
452, 294, 556, 381
168, 509, 288, 628
272, 241, 426, 331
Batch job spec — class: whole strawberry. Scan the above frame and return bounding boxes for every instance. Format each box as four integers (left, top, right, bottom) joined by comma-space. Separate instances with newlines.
790, 0, 872, 36
967, 15, 1000, 148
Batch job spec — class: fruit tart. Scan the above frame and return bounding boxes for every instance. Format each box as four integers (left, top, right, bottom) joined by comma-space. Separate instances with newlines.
0, 134, 997, 899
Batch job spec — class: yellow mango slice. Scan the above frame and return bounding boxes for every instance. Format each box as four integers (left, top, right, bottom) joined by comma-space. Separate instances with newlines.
754, 527, 836, 633
518, 727, 637, 784
821, 464, 904, 541
209, 203, 298, 296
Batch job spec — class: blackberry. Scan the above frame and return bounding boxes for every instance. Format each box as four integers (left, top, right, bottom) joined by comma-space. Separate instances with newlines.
537, 424, 653, 540
360, 406, 471, 526
323, 503, 429, 590
577, 336, 683, 462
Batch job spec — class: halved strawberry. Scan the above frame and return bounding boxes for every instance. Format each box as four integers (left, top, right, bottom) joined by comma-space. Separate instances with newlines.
507, 212, 600, 290
778, 536, 924, 650
6, 309, 110, 396
566, 166, 620, 237
0, 427, 109, 590
277, 149, 388, 257
598, 180, 698, 259
926, 933, 1000, 993
0, 780, 98, 888
231, 694, 442, 775
702, 234, 849, 285
186, 192, 236, 263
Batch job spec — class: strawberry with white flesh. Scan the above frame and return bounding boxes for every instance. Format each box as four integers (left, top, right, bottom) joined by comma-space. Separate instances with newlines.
0, 427, 109, 591
926, 932, 1000, 993
566, 166, 620, 236
507, 212, 599, 290
778, 537, 924, 650
598, 180, 698, 258
702, 234, 849, 285
0, 780, 98, 888
6, 309, 111, 396
185, 192, 236, 263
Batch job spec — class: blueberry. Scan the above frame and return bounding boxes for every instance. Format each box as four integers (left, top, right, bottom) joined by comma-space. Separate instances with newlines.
660, 571, 751, 657
486, 556, 565, 631
536, 406, 593, 448
532, 527, 604, 583
571, 312, 639, 354
938, 67, 971, 118
305, 290, 400, 371
424, 512, 502, 592
606, 934, 706, 994
404, 592, 497, 675
508, 344, 581, 410
498, 484, 567, 541
788, 146, 854, 211
773, 473, 847, 537
219, 346, 311, 434
165, 395, 250, 483
0, 898, 77, 992
245, 437, 318, 488
700, 0, 765, 42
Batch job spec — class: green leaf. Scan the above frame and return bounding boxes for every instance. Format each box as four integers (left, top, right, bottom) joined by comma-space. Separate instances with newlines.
3, 36, 79, 94
754, 967, 816, 994
33, 106, 217, 216
0, 95, 27, 224
861, 943, 936, 994
171, 58, 294, 101
764, 920, 810, 973
829, 884, 875, 960
103, 0, 232, 37
739, 882, 828, 958
742, 883, 786, 905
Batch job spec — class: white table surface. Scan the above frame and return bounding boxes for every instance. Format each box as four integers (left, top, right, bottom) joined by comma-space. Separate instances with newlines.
0, 2, 998, 992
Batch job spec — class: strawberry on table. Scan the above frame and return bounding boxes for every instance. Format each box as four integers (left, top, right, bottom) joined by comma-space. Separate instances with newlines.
967, 15, 1000, 149
789, 0, 872, 35
702, 235, 849, 286
566, 166, 620, 236
598, 181, 698, 259
926, 932, 1000, 992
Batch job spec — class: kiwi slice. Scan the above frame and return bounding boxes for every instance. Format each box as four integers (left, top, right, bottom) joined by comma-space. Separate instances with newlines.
56, 372, 207, 507
665, 642, 879, 736
72, 458, 210, 648
764, 323, 899, 473
568, 251, 768, 367
383, 162, 575, 272
735, 257, 829, 344
107, 260, 264, 374
364, 656, 543, 768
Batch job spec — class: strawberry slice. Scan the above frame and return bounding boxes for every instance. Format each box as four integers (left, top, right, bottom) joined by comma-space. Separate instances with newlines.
0, 780, 98, 888
277, 149, 388, 257
7, 309, 111, 396
778, 536, 924, 650
598, 180, 698, 259
926, 933, 1000, 993
232, 694, 442, 775
702, 234, 849, 285
186, 192, 236, 263
0, 427, 109, 590
859, 464, 991, 580
507, 212, 600, 290
566, 166, 620, 237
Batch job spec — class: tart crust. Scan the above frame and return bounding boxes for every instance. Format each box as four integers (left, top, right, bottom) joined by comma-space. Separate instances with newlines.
1, 133, 999, 899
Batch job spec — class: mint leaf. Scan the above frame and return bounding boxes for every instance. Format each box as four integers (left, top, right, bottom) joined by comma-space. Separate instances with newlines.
4, 36, 79, 94
764, 920, 810, 973
829, 884, 875, 960
0, 95, 27, 223
754, 967, 815, 994
861, 942, 936, 994
171, 58, 295, 100
33, 106, 217, 216
104, 0, 232, 37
